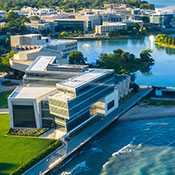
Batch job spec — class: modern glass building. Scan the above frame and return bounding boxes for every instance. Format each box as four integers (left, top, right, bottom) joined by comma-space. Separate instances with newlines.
48, 69, 118, 132
8, 56, 130, 133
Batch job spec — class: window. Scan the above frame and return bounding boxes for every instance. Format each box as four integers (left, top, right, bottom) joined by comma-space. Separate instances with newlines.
107, 100, 115, 110
13, 105, 36, 127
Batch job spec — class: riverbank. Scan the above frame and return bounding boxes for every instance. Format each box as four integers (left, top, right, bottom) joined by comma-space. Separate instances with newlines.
120, 102, 175, 121
155, 42, 175, 49
52, 35, 145, 41
53, 30, 175, 41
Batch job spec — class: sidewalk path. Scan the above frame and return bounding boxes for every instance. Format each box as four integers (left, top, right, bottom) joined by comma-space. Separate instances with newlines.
0, 108, 9, 114
39, 129, 65, 140
23, 88, 152, 175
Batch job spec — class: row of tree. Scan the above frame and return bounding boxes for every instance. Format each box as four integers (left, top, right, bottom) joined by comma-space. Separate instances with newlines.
68, 49, 154, 74
108, 23, 146, 38
0, 0, 154, 11
155, 34, 175, 46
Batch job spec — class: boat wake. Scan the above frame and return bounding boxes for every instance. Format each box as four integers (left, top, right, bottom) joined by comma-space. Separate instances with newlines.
90, 147, 103, 152
60, 161, 89, 175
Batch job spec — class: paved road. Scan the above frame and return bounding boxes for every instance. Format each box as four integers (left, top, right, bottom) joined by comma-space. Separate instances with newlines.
0, 78, 22, 92
23, 88, 152, 175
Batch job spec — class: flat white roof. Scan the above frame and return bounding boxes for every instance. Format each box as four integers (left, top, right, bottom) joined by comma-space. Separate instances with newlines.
58, 69, 112, 88
10, 86, 56, 99
38, 40, 77, 46
50, 91, 75, 100
26, 56, 56, 71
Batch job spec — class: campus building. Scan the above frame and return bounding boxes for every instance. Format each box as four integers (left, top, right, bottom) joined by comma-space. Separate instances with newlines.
104, 3, 127, 9
25, 20, 55, 33
54, 15, 101, 32
10, 34, 77, 59
10, 48, 67, 72
95, 22, 127, 34
8, 56, 131, 132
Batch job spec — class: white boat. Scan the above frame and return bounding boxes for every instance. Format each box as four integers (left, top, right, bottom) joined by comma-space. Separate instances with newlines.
82, 43, 91, 48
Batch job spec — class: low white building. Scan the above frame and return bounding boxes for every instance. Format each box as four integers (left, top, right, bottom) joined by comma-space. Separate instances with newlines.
16, 7, 56, 17
95, 22, 127, 34
10, 48, 66, 72
10, 34, 77, 59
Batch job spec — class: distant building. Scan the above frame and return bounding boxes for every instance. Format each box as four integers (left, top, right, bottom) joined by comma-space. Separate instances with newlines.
16, 7, 56, 17
0, 22, 6, 28
55, 15, 101, 32
0, 10, 7, 17
150, 12, 174, 27
101, 14, 122, 22
36, 8, 56, 16
25, 20, 55, 33
10, 34, 77, 59
10, 48, 67, 72
124, 20, 143, 27
95, 22, 127, 34
40, 14, 73, 22
104, 3, 127, 9
8, 56, 131, 131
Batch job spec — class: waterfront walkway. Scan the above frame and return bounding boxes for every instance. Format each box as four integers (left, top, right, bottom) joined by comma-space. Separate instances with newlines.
23, 88, 152, 175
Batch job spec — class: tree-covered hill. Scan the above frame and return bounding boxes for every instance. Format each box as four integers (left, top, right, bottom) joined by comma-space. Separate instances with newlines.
0, 0, 154, 11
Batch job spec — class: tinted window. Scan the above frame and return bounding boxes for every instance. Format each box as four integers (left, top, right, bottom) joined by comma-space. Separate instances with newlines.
107, 100, 114, 110
13, 105, 36, 128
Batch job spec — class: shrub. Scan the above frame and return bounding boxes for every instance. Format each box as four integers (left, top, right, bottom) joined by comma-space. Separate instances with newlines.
7, 128, 49, 137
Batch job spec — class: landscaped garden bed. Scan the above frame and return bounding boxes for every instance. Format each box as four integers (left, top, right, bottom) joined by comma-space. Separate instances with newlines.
7, 128, 49, 137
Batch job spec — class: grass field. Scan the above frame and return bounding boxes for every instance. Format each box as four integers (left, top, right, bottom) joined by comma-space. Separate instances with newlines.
0, 114, 56, 175
0, 90, 13, 108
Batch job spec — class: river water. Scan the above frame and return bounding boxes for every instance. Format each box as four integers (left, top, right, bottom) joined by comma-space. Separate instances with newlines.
53, 34, 175, 174
54, 117, 175, 175
78, 35, 175, 87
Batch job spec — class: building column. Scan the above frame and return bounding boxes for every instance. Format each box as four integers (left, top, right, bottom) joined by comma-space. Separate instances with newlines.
8, 99, 14, 128
33, 100, 42, 128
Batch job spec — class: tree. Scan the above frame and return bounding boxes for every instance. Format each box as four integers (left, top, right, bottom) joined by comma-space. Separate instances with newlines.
69, 51, 86, 64
96, 48, 154, 74
113, 48, 123, 55
5, 11, 19, 21
140, 49, 154, 64
1, 51, 16, 66
60, 31, 68, 37
30, 16, 40, 21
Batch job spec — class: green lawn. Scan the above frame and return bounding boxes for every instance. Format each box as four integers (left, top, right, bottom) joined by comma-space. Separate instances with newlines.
0, 90, 13, 108
0, 114, 55, 175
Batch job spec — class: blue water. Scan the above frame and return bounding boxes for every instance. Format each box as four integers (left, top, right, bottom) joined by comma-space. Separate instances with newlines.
147, 0, 175, 8
54, 117, 175, 175
77, 35, 175, 87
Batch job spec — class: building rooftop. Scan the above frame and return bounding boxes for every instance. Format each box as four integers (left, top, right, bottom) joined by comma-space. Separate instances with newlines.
26, 56, 56, 72
58, 69, 113, 88
10, 86, 56, 99
37, 39, 77, 47
50, 91, 75, 101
